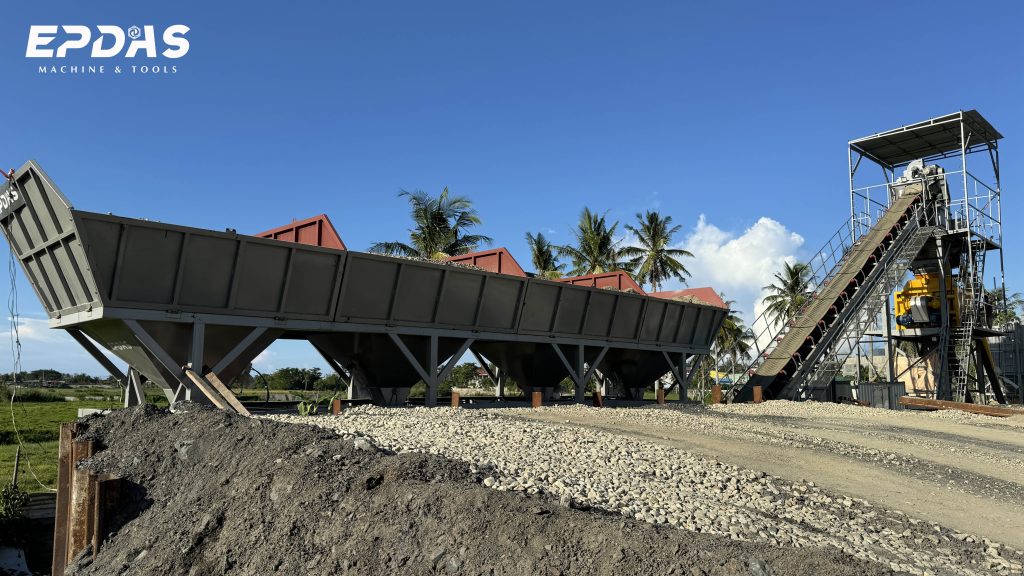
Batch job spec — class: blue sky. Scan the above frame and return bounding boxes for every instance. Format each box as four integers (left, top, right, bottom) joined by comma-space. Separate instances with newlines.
1, 1, 1021, 375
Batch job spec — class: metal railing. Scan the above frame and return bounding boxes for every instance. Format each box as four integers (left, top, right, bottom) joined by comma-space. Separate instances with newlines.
725, 217, 864, 398
852, 169, 1000, 246
790, 216, 938, 396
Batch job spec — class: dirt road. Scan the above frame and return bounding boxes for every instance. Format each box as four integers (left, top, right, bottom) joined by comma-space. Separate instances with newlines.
514, 402, 1024, 550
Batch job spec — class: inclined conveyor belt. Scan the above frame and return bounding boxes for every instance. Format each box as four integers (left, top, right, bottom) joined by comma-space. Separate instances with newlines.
751, 183, 925, 395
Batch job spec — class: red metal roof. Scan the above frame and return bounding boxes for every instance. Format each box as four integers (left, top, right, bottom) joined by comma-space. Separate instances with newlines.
555, 271, 646, 295
255, 214, 346, 250
649, 287, 728, 309
444, 247, 526, 277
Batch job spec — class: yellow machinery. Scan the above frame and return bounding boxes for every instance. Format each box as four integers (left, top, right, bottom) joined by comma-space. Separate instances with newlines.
894, 273, 958, 331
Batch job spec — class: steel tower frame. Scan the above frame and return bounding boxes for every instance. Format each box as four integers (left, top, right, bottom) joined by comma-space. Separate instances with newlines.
847, 110, 1005, 403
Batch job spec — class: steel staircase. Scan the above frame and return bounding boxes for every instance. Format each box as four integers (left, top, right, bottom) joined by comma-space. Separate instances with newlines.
951, 239, 987, 402
782, 218, 938, 397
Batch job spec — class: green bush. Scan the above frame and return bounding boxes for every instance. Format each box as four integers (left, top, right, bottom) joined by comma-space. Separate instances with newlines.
0, 482, 28, 520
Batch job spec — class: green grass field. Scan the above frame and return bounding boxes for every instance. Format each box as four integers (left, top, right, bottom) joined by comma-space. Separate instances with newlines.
1, 399, 115, 491
0, 385, 328, 491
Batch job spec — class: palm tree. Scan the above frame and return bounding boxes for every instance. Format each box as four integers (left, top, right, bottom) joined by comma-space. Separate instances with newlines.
711, 296, 751, 385
761, 262, 812, 326
620, 210, 693, 292
557, 208, 631, 276
525, 232, 564, 279
719, 320, 753, 380
986, 286, 1024, 328
369, 188, 492, 259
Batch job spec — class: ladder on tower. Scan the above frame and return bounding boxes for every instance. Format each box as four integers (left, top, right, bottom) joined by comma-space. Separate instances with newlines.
951, 239, 987, 402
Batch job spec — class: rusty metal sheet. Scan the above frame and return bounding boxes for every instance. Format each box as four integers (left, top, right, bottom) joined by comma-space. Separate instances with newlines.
256, 214, 346, 250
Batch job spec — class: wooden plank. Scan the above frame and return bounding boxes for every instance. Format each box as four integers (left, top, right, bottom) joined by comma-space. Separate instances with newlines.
898, 396, 1024, 418
183, 369, 228, 410
67, 438, 95, 565
203, 371, 251, 416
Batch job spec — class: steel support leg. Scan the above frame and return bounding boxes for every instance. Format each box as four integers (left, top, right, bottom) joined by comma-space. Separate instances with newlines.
683, 353, 699, 403
574, 345, 585, 402
662, 351, 686, 402
190, 318, 205, 373
426, 335, 439, 406
551, 344, 581, 402
389, 333, 473, 408
124, 368, 145, 407
124, 319, 192, 404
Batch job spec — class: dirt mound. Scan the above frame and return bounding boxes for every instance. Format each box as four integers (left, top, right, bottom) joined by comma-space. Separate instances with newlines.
66, 404, 888, 576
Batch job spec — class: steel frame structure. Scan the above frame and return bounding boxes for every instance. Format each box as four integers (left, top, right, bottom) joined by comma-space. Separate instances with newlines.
0, 161, 724, 411
848, 110, 1006, 403
728, 110, 1008, 406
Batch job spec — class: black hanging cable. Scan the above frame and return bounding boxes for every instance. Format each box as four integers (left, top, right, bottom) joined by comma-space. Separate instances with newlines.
5, 173, 56, 492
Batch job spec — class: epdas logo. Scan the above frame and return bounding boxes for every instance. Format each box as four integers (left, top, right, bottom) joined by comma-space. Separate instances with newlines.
26, 25, 189, 59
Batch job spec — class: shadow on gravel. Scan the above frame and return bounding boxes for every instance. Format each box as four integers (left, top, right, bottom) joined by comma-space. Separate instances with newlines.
65, 403, 890, 576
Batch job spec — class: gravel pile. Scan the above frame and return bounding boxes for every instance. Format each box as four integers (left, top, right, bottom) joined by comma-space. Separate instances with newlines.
68, 404, 882, 576
275, 405, 1024, 576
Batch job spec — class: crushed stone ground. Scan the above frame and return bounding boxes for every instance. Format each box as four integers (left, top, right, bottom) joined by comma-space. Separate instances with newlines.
66, 404, 886, 576
276, 401, 1024, 576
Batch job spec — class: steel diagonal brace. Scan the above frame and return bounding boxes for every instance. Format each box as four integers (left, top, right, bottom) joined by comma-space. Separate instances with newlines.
310, 342, 351, 382
124, 319, 186, 387
685, 354, 703, 385
582, 347, 609, 383
437, 338, 475, 383
66, 328, 127, 383
388, 333, 433, 384
470, 349, 499, 385
125, 368, 145, 407
661, 351, 685, 390
210, 326, 269, 375
551, 344, 580, 382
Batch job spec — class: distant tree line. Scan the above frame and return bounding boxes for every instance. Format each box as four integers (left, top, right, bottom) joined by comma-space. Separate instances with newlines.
250, 363, 485, 395
0, 369, 118, 386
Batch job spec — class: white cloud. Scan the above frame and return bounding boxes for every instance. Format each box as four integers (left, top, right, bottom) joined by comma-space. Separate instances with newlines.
0, 317, 122, 376
4, 316, 65, 344
251, 347, 274, 370
671, 215, 804, 327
